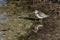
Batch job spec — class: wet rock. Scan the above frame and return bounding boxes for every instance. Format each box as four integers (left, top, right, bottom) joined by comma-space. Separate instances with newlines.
0, 0, 7, 7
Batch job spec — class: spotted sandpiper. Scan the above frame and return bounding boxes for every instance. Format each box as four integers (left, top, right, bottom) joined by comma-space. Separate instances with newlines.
33, 10, 49, 32
34, 10, 49, 24
34, 10, 49, 19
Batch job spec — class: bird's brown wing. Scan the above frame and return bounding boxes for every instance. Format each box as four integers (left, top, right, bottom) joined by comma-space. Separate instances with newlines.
39, 12, 46, 17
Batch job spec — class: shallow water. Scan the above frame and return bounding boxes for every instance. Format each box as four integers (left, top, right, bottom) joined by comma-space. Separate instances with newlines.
0, 12, 9, 24
0, 31, 5, 40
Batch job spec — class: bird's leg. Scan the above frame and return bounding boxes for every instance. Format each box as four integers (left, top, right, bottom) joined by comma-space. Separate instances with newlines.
39, 19, 43, 25
41, 19, 43, 24
34, 19, 37, 23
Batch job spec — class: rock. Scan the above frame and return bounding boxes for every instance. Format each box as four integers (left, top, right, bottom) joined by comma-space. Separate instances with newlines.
0, 0, 7, 7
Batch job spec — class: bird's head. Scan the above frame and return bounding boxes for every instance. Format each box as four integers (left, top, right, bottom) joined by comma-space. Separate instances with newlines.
34, 10, 39, 14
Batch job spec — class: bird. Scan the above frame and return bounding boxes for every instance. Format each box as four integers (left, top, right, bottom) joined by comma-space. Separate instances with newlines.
33, 10, 49, 30
34, 10, 49, 19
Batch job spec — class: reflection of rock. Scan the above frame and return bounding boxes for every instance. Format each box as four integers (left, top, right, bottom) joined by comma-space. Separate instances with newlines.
0, 0, 7, 7
0, 12, 9, 24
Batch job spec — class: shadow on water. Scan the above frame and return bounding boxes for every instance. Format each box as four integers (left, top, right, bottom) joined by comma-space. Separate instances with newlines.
19, 17, 39, 21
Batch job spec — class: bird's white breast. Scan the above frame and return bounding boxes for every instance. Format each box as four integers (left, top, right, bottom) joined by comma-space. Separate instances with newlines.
35, 13, 44, 18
